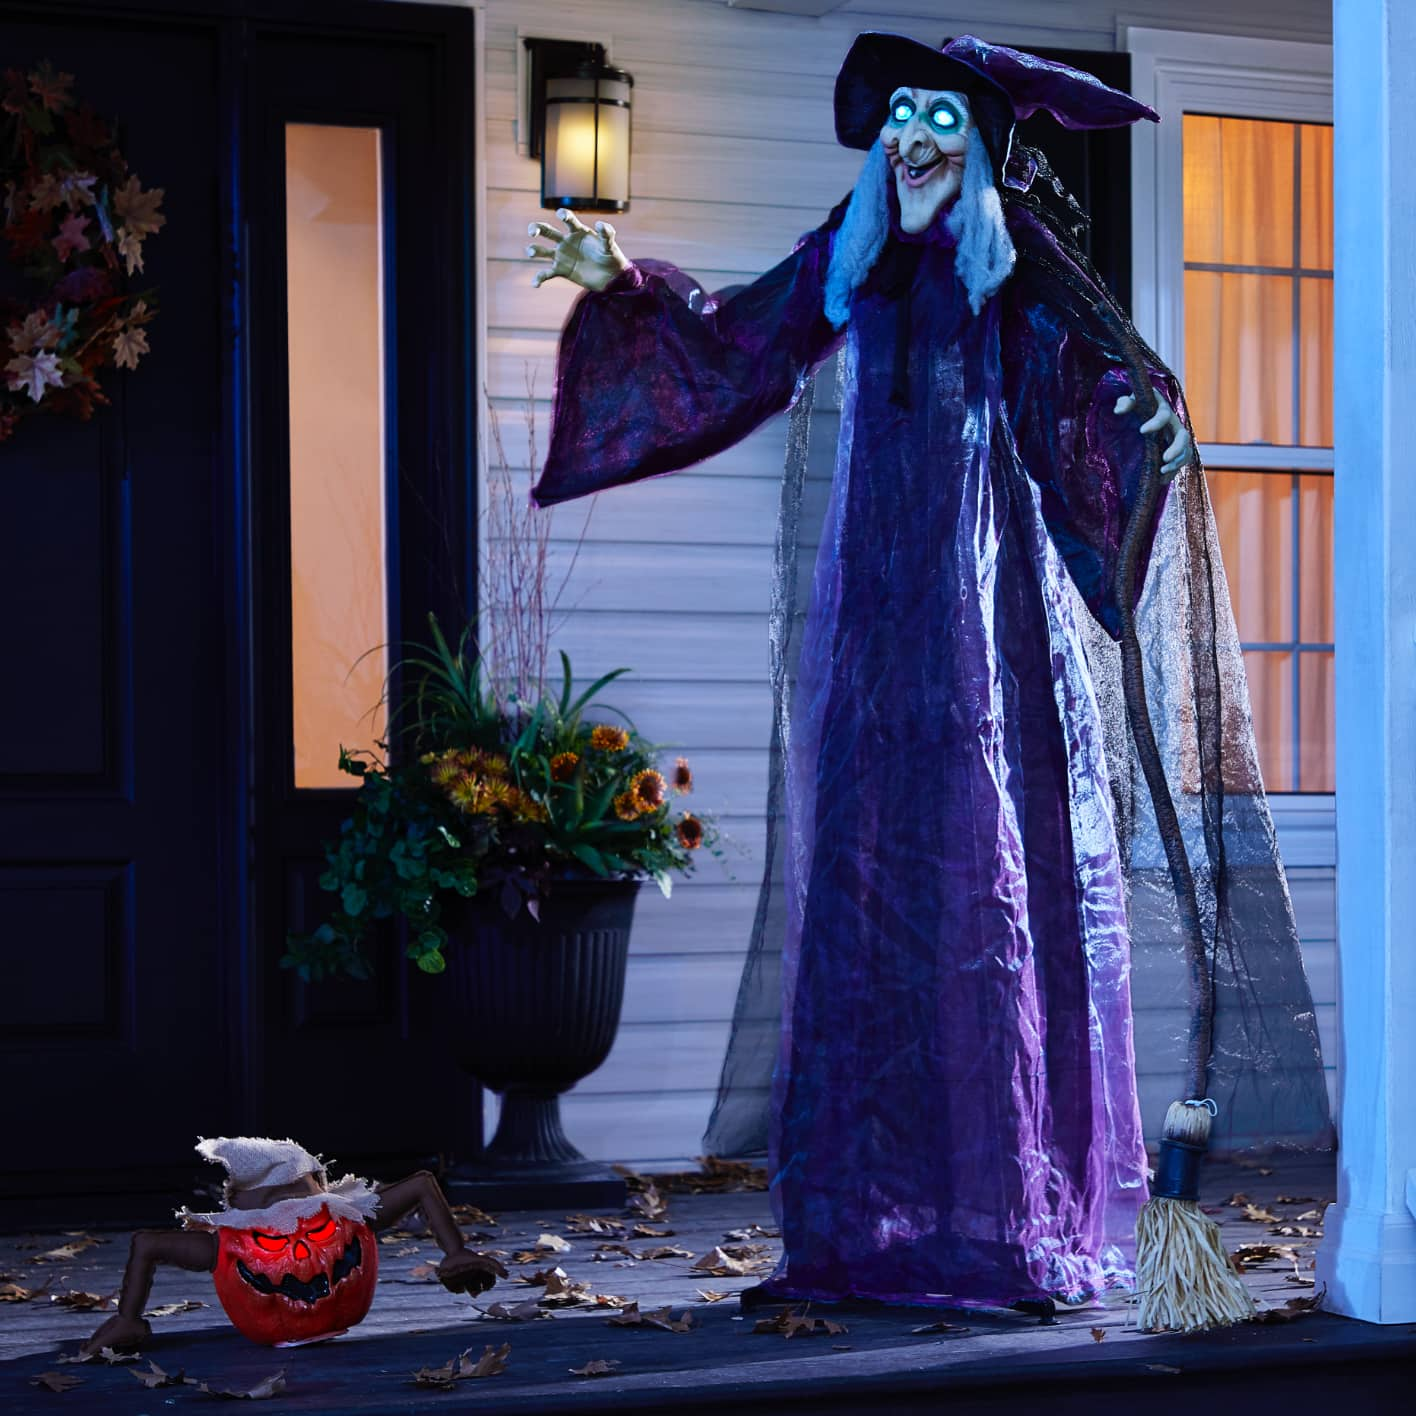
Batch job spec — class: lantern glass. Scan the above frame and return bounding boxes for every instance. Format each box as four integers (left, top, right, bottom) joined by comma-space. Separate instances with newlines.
542, 67, 631, 212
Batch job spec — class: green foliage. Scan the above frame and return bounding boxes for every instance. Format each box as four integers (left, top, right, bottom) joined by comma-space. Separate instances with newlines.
283, 617, 716, 982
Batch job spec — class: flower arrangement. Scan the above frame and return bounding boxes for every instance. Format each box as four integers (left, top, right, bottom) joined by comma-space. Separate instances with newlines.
1, 61, 163, 442
282, 618, 716, 982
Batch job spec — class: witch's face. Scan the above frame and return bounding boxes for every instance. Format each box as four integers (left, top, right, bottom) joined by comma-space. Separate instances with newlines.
880, 87, 970, 233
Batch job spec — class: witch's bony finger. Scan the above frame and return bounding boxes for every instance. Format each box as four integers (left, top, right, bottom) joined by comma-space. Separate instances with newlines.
525, 243, 556, 261
1114, 394, 1136, 416
531, 269, 557, 288
596, 220, 617, 249
558, 207, 592, 234
528, 221, 565, 244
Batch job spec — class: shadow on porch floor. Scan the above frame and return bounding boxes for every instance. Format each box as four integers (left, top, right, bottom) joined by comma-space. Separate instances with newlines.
2, 1154, 1412, 1414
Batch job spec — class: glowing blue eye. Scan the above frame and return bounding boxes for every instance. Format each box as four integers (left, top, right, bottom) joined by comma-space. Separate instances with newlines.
891, 100, 914, 123
929, 106, 959, 131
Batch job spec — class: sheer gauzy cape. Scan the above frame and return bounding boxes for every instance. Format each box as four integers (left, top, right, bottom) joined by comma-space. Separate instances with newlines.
532, 194, 1334, 1184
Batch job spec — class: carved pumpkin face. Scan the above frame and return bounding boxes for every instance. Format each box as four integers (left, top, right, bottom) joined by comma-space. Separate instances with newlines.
212, 1206, 378, 1346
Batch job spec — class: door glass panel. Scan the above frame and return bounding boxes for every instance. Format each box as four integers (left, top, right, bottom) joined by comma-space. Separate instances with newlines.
286, 124, 388, 789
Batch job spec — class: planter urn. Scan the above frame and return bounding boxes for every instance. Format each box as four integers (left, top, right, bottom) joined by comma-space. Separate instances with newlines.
441, 877, 640, 1209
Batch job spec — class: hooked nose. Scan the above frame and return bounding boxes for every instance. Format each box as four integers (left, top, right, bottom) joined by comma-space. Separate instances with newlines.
900, 120, 936, 164
292, 1240, 310, 1261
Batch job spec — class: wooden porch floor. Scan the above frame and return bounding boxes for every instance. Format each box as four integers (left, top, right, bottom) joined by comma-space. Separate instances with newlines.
3, 1154, 1413, 1414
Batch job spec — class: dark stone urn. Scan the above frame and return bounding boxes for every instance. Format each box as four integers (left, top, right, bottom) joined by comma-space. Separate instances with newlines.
441, 877, 640, 1209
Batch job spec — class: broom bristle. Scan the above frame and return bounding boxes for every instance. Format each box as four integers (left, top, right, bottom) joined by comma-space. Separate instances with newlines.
1135, 1100, 1254, 1332
1135, 1196, 1255, 1332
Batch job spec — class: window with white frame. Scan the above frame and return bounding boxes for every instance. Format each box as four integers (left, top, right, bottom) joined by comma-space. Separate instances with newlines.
1183, 115, 1334, 791
1126, 28, 1334, 798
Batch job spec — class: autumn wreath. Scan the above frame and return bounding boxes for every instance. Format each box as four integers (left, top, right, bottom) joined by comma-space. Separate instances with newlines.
1, 61, 163, 443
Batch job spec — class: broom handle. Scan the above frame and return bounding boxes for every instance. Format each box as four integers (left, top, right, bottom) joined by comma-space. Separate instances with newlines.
1097, 302, 1214, 1104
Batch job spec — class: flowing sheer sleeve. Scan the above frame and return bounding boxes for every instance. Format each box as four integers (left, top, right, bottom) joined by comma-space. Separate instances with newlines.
1002, 216, 1185, 639
531, 222, 842, 507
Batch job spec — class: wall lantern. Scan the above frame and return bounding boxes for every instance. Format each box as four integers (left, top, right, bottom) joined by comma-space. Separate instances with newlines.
523, 38, 633, 213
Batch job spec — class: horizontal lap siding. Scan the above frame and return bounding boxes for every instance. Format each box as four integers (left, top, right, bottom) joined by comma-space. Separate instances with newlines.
474, 0, 1335, 1168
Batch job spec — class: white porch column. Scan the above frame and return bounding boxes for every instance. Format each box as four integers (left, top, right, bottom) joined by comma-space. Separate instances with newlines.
1315, 0, 1416, 1324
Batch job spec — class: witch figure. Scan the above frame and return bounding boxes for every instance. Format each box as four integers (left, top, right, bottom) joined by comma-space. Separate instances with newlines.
527, 33, 1330, 1315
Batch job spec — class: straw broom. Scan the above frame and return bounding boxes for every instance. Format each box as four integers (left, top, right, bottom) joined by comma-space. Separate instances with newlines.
1107, 312, 1254, 1333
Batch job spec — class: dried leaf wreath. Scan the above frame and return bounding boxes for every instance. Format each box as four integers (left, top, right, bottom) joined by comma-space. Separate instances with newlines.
1, 60, 162, 442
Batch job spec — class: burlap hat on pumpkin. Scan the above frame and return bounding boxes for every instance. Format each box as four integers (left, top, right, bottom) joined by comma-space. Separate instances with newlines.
176, 1137, 381, 1233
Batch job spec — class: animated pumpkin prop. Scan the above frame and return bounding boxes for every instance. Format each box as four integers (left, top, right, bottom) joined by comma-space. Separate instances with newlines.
83, 1137, 508, 1352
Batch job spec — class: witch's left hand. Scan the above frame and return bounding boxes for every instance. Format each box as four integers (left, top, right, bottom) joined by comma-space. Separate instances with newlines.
1114, 389, 1192, 479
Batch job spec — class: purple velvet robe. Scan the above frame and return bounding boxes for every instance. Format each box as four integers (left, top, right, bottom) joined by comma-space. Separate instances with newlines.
534, 199, 1174, 1308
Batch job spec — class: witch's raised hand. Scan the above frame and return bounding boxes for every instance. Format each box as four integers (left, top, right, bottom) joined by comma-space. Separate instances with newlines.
1114, 388, 1193, 480
527, 209, 630, 293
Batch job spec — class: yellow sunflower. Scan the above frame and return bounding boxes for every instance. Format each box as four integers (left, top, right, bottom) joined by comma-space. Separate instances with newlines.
591, 724, 630, 752
630, 769, 667, 812
550, 751, 579, 782
613, 791, 642, 822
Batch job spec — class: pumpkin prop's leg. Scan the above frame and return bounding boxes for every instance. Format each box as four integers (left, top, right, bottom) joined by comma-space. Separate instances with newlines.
82, 1229, 218, 1355
373, 1171, 508, 1294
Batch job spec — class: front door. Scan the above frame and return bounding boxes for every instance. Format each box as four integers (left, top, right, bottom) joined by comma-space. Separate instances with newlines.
0, 0, 479, 1207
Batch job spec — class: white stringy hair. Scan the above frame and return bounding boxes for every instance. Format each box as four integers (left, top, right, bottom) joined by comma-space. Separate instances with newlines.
946, 122, 1016, 315
823, 140, 890, 329
822, 125, 1017, 328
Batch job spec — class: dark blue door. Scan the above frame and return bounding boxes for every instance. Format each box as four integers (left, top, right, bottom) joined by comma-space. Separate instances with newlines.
0, 0, 478, 1206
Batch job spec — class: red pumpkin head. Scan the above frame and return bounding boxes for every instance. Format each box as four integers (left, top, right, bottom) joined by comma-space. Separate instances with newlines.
212, 1205, 378, 1346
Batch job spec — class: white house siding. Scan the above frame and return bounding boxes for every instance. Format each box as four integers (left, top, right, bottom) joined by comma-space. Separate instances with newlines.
393, 0, 1335, 1166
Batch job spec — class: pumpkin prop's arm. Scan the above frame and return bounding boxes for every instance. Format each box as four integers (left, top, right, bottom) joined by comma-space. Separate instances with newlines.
374, 1171, 508, 1294
82, 1228, 218, 1355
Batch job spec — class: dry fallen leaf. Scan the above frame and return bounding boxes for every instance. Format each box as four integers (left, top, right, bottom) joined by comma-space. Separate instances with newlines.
197, 1371, 287, 1401
411, 1343, 511, 1388
515, 1264, 567, 1288
1090, 1327, 1107, 1342
607, 1302, 694, 1332
539, 1270, 593, 1308
724, 1224, 780, 1241
626, 1184, 668, 1222
631, 1224, 675, 1239
1252, 1288, 1325, 1324
1, 1281, 36, 1302
591, 1243, 638, 1261
407, 1262, 440, 1282
1241, 1204, 1282, 1223
909, 1320, 970, 1336
1231, 1242, 1299, 1270
58, 1347, 138, 1366
566, 1215, 624, 1237
754, 1307, 847, 1339
50, 1291, 114, 1312
1271, 1224, 1322, 1239
1296, 1209, 1325, 1222
1274, 1194, 1322, 1205
697, 1289, 729, 1303
1225, 1192, 1252, 1207
130, 1361, 195, 1389
450, 1204, 498, 1227
570, 1359, 621, 1378
477, 1298, 549, 1322
30, 1371, 83, 1393
639, 1245, 695, 1262
29, 1237, 104, 1265
691, 1246, 766, 1277
143, 1299, 207, 1318
380, 1229, 419, 1245
535, 1233, 572, 1253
